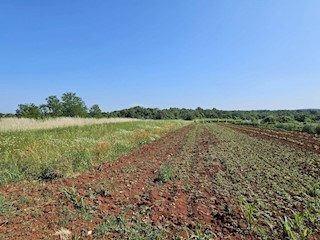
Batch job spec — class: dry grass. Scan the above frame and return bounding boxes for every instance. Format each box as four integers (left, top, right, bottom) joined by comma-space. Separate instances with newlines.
54, 228, 72, 240
0, 117, 138, 132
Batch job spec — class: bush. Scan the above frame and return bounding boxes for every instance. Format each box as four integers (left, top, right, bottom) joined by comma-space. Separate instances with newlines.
262, 115, 277, 124
275, 123, 299, 131
278, 115, 293, 123
37, 162, 64, 181
302, 124, 315, 134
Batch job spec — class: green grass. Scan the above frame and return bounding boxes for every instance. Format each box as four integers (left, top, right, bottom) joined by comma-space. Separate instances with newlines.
95, 215, 166, 239
0, 194, 12, 217
0, 120, 186, 184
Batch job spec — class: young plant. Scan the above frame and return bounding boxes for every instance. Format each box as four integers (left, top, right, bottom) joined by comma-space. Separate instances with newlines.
63, 187, 86, 210
188, 224, 215, 240
156, 162, 177, 183
283, 216, 297, 240
282, 211, 313, 240
240, 196, 257, 232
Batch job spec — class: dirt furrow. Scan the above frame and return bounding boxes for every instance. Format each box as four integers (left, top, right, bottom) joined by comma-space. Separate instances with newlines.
226, 124, 320, 154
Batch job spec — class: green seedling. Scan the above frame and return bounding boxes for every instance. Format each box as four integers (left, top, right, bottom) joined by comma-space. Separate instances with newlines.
63, 187, 86, 210
282, 211, 313, 240
157, 162, 176, 183
188, 224, 215, 240
240, 196, 257, 233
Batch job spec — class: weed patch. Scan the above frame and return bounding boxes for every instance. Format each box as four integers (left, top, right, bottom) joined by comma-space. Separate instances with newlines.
95, 215, 165, 239
155, 161, 178, 183
63, 187, 86, 210
0, 194, 12, 216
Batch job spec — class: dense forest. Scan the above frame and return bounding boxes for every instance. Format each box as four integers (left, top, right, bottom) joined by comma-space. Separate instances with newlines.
105, 106, 320, 133
105, 106, 320, 122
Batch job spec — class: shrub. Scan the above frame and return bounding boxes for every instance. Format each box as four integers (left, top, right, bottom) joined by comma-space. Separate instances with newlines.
262, 115, 277, 124
37, 161, 64, 181
278, 115, 293, 123
302, 124, 315, 134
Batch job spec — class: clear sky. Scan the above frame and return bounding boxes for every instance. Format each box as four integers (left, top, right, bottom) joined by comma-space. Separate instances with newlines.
1, 1, 320, 113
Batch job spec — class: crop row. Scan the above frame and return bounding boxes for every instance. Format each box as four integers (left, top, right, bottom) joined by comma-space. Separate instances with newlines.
227, 124, 320, 154
208, 123, 320, 239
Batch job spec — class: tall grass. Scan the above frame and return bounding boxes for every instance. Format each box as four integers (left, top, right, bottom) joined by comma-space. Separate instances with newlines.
0, 120, 185, 184
0, 117, 138, 132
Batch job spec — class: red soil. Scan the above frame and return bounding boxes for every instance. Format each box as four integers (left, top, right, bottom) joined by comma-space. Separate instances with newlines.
226, 124, 320, 154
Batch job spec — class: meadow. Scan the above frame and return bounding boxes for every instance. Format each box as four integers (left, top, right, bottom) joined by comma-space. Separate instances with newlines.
0, 119, 185, 184
0, 117, 138, 132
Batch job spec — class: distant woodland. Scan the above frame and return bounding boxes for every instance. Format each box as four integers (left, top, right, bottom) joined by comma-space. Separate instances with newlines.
1, 92, 319, 133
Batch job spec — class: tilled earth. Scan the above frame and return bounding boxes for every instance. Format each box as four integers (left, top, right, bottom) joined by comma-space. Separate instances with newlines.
0, 124, 319, 239
226, 124, 320, 154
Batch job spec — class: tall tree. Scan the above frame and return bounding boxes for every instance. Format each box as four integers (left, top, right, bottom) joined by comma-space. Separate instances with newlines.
39, 104, 49, 116
46, 95, 63, 117
89, 104, 103, 118
16, 104, 42, 119
61, 92, 87, 117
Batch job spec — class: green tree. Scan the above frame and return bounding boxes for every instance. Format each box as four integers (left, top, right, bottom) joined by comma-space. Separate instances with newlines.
278, 115, 293, 123
181, 109, 196, 120
195, 107, 205, 119
262, 115, 277, 124
46, 95, 63, 117
16, 104, 42, 119
89, 104, 103, 118
61, 92, 88, 117
39, 104, 49, 116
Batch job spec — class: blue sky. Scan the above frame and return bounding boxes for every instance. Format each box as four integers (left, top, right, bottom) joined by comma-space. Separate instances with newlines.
1, 1, 319, 113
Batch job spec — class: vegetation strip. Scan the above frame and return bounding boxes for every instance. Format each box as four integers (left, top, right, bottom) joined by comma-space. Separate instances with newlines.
0, 120, 185, 184
0, 117, 138, 132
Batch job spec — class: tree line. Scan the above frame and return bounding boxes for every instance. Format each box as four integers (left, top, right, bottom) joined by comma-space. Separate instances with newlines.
106, 106, 320, 133
13, 92, 103, 118
105, 106, 320, 122
0, 93, 319, 125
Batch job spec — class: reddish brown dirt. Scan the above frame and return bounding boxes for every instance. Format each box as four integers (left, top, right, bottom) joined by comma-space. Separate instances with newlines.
226, 124, 320, 154
0, 125, 257, 239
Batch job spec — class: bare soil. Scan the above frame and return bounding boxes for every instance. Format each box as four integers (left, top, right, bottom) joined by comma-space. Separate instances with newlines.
226, 124, 320, 154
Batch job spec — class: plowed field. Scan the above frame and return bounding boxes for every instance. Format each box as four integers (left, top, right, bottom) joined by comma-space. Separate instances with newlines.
0, 124, 319, 239
226, 124, 320, 154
